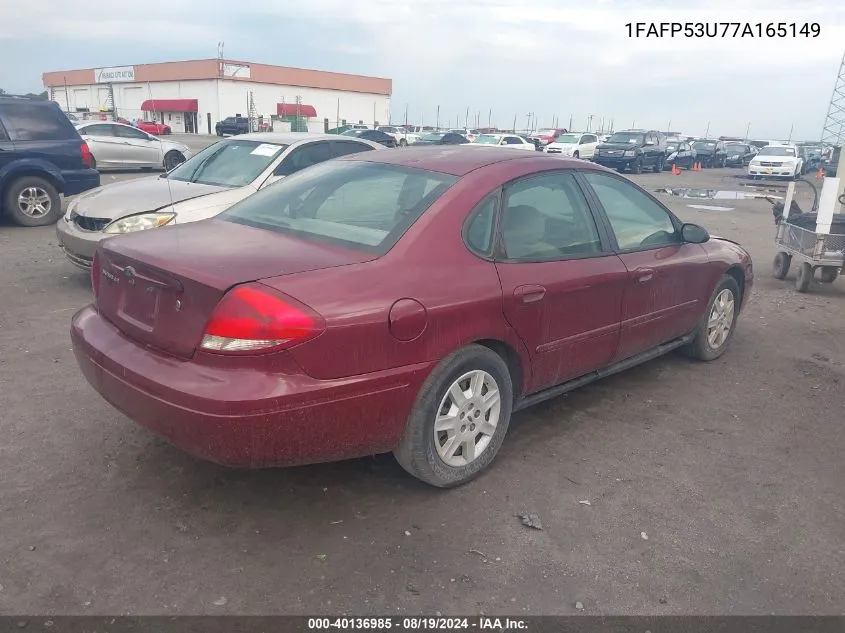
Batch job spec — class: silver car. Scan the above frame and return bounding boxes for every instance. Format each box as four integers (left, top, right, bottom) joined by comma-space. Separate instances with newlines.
75, 121, 192, 171
56, 133, 383, 269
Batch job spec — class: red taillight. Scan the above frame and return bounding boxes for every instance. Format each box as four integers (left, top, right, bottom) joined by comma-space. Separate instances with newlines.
80, 142, 92, 168
91, 251, 101, 300
200, 284, 325, 354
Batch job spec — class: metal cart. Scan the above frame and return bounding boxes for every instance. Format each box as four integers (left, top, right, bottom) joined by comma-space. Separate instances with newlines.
772, 179, 845, 292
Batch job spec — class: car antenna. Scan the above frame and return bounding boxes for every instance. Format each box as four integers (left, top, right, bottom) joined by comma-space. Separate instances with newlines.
146, 85, 174, 209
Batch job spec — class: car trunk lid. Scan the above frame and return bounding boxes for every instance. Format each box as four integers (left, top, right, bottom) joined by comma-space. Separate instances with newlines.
94, 219, 377, 358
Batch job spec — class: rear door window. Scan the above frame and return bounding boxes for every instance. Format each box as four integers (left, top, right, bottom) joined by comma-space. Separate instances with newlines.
0, 103, 76, 141
332, 140, 376, 158
82, 124, 117, 136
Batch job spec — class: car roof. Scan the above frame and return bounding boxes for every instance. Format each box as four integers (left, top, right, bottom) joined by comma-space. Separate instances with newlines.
340, 145, 592, 176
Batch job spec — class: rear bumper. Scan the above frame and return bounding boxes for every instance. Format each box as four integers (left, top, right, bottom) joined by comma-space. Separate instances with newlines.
70, 305, 434, 468
61, 169, 100, 196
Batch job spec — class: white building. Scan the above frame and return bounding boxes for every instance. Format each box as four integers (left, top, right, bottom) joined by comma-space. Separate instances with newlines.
42, 59, 392, 134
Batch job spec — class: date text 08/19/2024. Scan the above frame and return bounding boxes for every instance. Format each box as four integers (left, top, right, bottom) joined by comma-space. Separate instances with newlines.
307, 617, 528, 631
625, 22, 821, 38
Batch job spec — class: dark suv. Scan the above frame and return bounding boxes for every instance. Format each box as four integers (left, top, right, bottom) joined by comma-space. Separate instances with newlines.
593, 129, 666, 173
0, 96, 100, 226
215, 116, 250, 136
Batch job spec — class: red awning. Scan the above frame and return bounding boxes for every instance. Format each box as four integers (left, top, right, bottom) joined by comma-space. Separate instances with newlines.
141, 99, 198, 113
277, 103, 317, 118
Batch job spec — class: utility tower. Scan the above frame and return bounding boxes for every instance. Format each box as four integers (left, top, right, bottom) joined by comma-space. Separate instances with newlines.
821, 48, 845, 145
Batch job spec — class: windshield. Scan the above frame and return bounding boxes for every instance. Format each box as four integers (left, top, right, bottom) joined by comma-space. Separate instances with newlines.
421, 133, 445, 141
693, 141, 717, 149
666, 143, 679, 151
758, 146, 796, 157
555, 134, 580, 144
608, 132, 644, 144
725, 144, 746, 153
220, 161, 457, 255
166, 140, 287, 187
475, 135, 500, 144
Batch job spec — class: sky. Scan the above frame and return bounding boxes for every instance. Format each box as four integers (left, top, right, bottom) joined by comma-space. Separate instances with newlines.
1, 0, 844, 139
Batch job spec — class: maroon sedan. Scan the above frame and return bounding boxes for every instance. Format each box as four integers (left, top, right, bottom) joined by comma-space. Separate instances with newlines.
71, 147, 753, 487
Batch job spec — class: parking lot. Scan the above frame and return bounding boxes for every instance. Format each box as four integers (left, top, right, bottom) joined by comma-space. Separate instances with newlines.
1, 159, 844, 616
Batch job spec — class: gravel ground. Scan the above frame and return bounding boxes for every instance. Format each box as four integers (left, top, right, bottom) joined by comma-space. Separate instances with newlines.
0, 164, 843, 616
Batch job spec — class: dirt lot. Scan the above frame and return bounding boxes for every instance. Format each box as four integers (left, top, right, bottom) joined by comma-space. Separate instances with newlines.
0, 164, 843, 616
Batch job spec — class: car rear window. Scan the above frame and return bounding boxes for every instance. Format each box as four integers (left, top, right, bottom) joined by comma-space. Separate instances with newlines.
0, 102, 77, 141
221, 161, 458, 255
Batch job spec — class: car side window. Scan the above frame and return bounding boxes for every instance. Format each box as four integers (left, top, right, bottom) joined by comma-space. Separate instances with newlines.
274, 142, 332, 176
583, 135, 597, 143
116, 125, 151, 140
83, 124, 117, 137
500, 172, 602, 261
504, 136, 522, 145
465, 195, 498, 255
583, 172, 679, 251
332, 140, 375, 158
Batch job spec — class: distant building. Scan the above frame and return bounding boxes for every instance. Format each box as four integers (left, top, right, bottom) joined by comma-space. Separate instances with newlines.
42, 59, 392, 134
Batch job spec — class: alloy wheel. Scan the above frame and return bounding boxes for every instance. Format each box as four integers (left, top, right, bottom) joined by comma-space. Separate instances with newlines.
707, 289, 735, 349
434, 370, 501, 467
17, 187, 52, 218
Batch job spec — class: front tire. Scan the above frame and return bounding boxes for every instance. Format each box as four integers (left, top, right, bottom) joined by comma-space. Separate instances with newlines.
3, 176, 62, 227
653, 155, 663, 173
630, 157, 643, 174
573, 150, 580, 159
399, 138, 407, 147
680, 275, 740, 361
163, 150, 185, 171
393, 344, 514, 488
795, 262, 813, 292
773, 252, 792, 280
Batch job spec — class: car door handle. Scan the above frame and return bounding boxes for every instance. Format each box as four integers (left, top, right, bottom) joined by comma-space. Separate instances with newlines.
514, 285, 546, 303
635, 269, 655, 283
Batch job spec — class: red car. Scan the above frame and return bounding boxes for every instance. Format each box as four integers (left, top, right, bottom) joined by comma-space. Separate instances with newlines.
136, 120, 171, 135
71, 148, 753, 487
530, 127, 568, 147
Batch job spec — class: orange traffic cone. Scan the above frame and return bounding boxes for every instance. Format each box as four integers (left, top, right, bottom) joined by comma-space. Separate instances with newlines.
816, 168, 824, 180
671, 163, 681, 175
694, 162, 702, 171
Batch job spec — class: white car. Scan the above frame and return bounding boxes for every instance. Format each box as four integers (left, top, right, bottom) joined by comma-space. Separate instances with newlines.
470, 133, 536, 151
377, 125, 421, 146
747, 144, 804, 179
76, 121, 192, 171
55, 133, 384, 269
544, 132, 599, 159
448, 128, 480, 142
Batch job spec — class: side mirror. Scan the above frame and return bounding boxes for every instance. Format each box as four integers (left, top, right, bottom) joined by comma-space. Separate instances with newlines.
681, 223, 710, 244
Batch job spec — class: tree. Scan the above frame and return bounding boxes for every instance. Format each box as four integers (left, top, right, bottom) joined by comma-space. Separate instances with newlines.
0, 88, 47, 99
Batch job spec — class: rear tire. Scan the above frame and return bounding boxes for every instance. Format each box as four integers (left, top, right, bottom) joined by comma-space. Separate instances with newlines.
630, 158, 643, 174
795, 263, 813, 292
773, 252, 792, 280
393, 344, 514, 488
679, 275, 740, 361
3, 175, 62, 227
820, 266, 839, 283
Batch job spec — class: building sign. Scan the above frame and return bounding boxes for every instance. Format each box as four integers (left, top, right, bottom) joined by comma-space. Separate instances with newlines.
222, 63, 251, 79
94, 66, 136, 83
